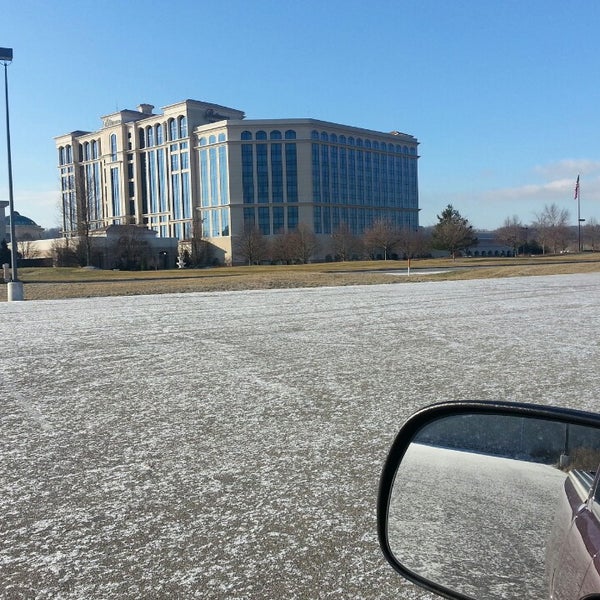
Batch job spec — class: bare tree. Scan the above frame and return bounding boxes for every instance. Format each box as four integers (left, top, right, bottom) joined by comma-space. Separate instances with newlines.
331, 222, 362, 261
290, 223, 319, 264
73, 164, 103, 266
235, 226, 270, 265
396, 227, 431, 259
532, 204, 570, 254
495, 216, 525, 256
17, 240, 40, 259
363, 219, 401, 260
583, 218, 600, 252
271, 232, 297, 264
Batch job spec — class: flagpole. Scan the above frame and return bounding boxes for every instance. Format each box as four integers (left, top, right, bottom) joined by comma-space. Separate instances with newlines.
575, 175, 582, 252
578, 185, 581, 252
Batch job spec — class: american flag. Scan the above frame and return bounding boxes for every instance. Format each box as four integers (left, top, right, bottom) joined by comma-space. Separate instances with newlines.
575, 175, 580, 200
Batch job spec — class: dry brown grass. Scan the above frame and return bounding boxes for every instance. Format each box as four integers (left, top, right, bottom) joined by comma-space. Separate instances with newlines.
3, 254, 600, 301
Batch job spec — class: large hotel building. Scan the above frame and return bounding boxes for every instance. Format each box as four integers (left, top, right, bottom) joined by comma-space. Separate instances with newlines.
55, 99, 419, 263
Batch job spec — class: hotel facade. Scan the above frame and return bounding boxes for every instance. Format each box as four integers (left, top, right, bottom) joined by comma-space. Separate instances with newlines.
55, 100, 419, 264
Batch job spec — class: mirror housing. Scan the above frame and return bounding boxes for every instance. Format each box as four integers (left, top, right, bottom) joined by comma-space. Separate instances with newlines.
377, 401, 600, 600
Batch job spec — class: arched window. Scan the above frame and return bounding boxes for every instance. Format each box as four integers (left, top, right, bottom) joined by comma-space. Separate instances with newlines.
256, 130, 267, 140
311, 130, 319, 140
178, 116, 188, 138
58, 147, 65, 165
373, 141, 379, 150
83, 142, 90, 161
110, 134, 118, 161
218, 133, 226, 142
410, 147, 416, 155
156, 124, 164, 145
395, 145, 402, 153
169, 118, 177, 141
339, 135, 346, 144
364, 139, 371, 148
139, 128, 145, 148
209, 134, 216, 144
199, 137, 207, 146
146, 126, 154, 147
92, 140, 99, 159
270, 130, 282, 139
284, 130, 296, 139
241, 130, 252, 140
320, 132, 329, 141
66, 145, 72, 163
348, 137, 355, 146
356, 138, 363, 147
330, 133, 338, 143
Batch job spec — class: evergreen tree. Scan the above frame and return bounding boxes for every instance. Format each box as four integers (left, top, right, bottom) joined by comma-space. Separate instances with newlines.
0, 239, 11, 266
432, 205, 478, 260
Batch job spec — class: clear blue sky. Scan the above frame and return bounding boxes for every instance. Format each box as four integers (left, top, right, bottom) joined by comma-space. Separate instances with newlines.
1, 0, 598, 231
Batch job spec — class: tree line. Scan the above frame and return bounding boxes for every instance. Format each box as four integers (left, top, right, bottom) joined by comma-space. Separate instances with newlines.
236, 205, 478, 264
237, 201, 600, 265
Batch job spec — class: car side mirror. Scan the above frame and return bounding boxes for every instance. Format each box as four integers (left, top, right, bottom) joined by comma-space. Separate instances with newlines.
377, 401, 600, 600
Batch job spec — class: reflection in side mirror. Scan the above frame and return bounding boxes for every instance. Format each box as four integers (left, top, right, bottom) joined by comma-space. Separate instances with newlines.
378, 402, 600, 600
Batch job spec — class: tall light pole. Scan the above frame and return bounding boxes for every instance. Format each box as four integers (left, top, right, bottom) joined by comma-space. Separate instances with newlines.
1, 47, 23, 301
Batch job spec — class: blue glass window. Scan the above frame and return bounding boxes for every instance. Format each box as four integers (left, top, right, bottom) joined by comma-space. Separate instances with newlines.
66, 145, 72, 163
321, 132, 328, 142
83, 142, 90, 161
59, 147, 65, 165
220, 208, 229, 236
256, 130, 267, 140
179, 116, 188, 138
218, 133, 226, 142
258, 206, 270, 235
243, 207, 255, 227
110, 135, 117, 161
330, 133, 338, 143
314, 205, 322, 233
172, 173, 181, 219
111, 167, 120, 217
270, 130, 282, 140
156, 124, 164, 145
200, 149, 209, 207
311, 130, 319, 140
169, 119, 177, 141
91, 140, 99, 159
339, 135, 346, 145
182, 172, 191, 218
241, 131, 252, 140
256, 144, 268, 203
209, 135, 216, 144
288, 206, 298, 231
199, 137, 207, 146
271, 143, 283, 202
285, 143, 298, 202
146, 127, 154, 147
139, 129, 146, 149
273, 206, 284, 233
209, 147, 218, 206
242, 144, 254, 204
284, 130, 296, 139
219, 146, 229, 205
312, 144, 321, 202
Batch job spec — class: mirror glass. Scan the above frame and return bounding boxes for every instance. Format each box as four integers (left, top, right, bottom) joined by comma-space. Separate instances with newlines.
388, 413, 600, 600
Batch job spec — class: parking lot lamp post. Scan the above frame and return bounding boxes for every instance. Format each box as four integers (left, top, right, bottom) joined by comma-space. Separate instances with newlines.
1, 47, 23, 301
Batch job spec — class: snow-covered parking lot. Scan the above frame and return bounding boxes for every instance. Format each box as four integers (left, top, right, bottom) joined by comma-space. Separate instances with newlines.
1, 273, 599, 599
